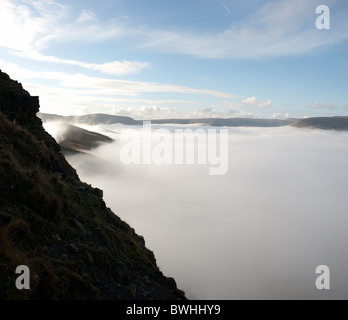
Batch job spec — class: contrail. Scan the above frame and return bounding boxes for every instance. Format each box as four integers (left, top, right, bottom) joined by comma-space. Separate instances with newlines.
219, 0, 231, 15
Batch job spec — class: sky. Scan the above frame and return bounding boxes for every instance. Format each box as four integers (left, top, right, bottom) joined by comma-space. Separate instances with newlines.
0, 0, 348, 119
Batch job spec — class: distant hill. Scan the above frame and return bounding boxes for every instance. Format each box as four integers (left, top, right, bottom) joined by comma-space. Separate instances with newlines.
39, 113, 294, 128
0, 69, 186, 300
150, 118, 294, 127
57, 124, 113, 154
39, 113, 138, 126
39, 113, 348, 136
292, 117, 348, 131
38, 114, 115, 154
37, 113, 66, 122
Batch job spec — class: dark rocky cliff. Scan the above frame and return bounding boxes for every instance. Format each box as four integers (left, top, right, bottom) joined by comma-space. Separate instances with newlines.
0, 69, 185, 300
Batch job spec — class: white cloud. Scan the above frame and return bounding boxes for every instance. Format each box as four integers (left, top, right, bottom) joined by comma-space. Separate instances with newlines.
0, 0, 148, 76
2, 0, 347, 68
0, 0, 128, 50
77, 9, 97, 23
223, 97, 272, 109
0, 62, 239, 115
54, 74, 239, 99
241, 97, 272, 108
0, 0, 69, 52
84, 61, 150, 76
2, 62, 237, 98
111, 106, 174, 119
140, 0, 348, 59
14, 51, 150, 76
108, 106, 252, 120
272, 112, 290, 119
308, 102, 337, 110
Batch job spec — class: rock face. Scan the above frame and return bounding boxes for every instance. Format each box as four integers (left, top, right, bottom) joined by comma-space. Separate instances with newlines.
0, 69, 186, 300
0, 72, 40, 130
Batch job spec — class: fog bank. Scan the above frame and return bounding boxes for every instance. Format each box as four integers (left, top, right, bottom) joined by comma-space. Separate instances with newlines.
52, 124, 348, 299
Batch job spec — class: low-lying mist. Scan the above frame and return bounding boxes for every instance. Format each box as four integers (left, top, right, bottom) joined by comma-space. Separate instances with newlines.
46, 123, 348, 299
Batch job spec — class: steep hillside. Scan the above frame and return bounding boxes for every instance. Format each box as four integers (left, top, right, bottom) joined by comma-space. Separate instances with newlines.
0, 69, 185, 300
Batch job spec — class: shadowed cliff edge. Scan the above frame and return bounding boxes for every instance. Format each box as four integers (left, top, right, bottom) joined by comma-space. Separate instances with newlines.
0, 69, 186, 300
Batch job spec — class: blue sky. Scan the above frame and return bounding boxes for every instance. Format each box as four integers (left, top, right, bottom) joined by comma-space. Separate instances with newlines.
0, 0, 347, 119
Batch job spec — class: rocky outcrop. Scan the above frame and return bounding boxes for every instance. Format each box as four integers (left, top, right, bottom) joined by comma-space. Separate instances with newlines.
0, 69, 186, 300
0, 71, 40, 130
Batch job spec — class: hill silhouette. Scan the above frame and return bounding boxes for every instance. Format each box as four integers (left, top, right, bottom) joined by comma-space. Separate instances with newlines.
292, 117, 348, 130
39, 112, 294, 127
57, 124, 113, 154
